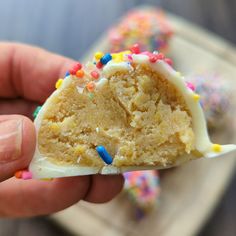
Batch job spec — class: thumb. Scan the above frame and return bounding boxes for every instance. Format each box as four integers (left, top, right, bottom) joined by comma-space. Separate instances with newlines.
0, 115, 35, 182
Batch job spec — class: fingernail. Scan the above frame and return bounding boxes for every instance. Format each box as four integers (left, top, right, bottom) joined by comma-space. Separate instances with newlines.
0, 119, 22, 163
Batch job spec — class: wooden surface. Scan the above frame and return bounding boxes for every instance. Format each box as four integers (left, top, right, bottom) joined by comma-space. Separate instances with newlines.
0, 1, 236, 236
50, 13, 236, 236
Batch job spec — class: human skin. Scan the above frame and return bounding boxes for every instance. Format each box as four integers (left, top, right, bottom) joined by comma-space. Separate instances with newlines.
0, 43, 124, 217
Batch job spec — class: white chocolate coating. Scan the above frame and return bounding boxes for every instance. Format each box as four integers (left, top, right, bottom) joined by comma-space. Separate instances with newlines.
29, 54, 236, 179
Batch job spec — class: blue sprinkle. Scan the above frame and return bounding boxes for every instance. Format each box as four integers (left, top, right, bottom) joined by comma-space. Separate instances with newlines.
96, 146, 113, 164
100, 53, 112, 65
65, 71, 70, 77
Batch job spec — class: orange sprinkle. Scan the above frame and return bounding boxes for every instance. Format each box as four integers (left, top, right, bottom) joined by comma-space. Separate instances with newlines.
87, 82, 95, 92
14, 170, 23, 179
76, 69, 85, 78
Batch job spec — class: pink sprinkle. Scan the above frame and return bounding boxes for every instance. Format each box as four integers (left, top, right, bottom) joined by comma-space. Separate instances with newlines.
127, 54, 133, 61
186, 82, 195, 91
149, 54, 158, 63
164, 58, 173, 66
22, 171, 33, 180
73, 62, 82, 71
69, 68, 77, 75
156, 53, 165, 60
90, 70, 100, 79
130, 44, 140, 54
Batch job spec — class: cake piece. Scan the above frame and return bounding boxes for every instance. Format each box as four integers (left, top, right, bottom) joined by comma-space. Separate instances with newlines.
28, 46, 236, 179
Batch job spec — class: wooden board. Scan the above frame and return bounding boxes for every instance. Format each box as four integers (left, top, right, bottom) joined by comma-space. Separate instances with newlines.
50, 13, 236, 236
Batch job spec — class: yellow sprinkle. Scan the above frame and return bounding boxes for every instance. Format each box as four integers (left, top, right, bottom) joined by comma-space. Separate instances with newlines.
94, 51, 104, 60
41, 178, 53, 181
120, 50, 132, 55
55, 78, 63, 89
193, 93, 200, 101
111, 53, 117, 59
212, 144, 222, 152
113, 54, 123, 63
114, 57, 123, 63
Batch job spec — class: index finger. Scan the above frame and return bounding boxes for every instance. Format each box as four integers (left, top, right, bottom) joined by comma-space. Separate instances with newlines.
0, 42, 75, 103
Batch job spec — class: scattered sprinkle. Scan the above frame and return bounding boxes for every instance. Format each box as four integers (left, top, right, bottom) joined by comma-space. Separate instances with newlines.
74, 62, 82, 71
55, 78, 63, 89
156, 53, 165, 60
76, 69, 85, 78
164, 58, 173, 66
33, 106, 42, 119
15, 170, 32, 180
113, 55, 123, 63
14, 170, 23, 179
65, 71, 70, 77
40, 178, 53, 181
130, 43, 140, 54
100, 53, 112, 65
96, 146, 113, 164
87, 82, 95, 92
91, 70, 100, 79
22, 171, 33, 180
212, 144, 222, 152
149, 54, 158, 63
96, 61, 103, 69
193, 93, 200, 101
69, 68, 77, 75
94, 51, 104, 60
186, 82, 195, 91
127, 54, 133, 61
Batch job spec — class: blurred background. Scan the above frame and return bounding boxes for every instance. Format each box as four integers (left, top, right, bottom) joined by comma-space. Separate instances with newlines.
0, 0, 235, 235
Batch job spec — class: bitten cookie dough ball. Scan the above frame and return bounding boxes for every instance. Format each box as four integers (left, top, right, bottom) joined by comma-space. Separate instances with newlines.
26, 45, 236, 179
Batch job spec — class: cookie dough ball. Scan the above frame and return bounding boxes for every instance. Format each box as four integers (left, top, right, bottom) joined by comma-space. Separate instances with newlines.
187, 73, 233, 130
123, 170, 160, 219
108, 8, 173, 53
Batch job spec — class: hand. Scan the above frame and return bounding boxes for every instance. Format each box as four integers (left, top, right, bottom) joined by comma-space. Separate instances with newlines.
0, 43, 124, 217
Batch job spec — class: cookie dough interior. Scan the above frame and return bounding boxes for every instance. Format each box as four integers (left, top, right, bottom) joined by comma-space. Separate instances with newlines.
38, 64, 195, 168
